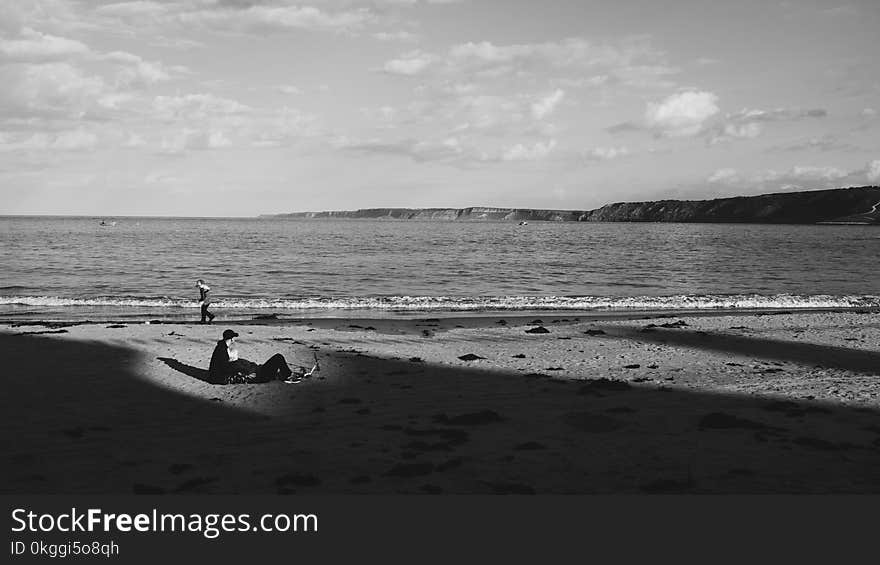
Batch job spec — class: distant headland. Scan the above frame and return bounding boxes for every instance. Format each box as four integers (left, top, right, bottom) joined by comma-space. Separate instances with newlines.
261, 186, 880, 225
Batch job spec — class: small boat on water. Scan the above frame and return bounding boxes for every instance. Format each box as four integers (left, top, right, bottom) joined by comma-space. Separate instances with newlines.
518, 221, 528, 226
99, 220, 117, 227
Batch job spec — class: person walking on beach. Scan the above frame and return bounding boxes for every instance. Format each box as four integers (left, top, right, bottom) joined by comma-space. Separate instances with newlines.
208, 329, 319, 385
196, 279, 215, 324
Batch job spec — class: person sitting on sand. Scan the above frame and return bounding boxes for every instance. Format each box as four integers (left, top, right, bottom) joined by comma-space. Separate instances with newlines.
196, 279, 215, 324
208, 329, 319, 385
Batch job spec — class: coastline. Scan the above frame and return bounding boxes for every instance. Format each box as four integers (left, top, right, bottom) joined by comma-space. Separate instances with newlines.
2, 308, 879, 493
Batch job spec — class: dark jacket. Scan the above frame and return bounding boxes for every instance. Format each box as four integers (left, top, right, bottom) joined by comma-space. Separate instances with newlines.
208, 340, 231, 384
199, 287, 211, 305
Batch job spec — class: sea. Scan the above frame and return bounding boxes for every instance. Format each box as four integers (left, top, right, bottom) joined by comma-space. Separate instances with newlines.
1, 216, 878, 322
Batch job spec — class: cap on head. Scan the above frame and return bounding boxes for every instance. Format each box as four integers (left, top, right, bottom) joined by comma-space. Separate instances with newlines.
222, 329, 239, 341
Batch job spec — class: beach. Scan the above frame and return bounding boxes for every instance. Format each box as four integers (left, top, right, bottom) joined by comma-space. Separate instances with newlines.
2, 309, 879, 494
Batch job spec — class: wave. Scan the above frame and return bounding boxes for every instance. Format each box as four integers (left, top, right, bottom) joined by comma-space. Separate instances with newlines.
1, 294, 878, 311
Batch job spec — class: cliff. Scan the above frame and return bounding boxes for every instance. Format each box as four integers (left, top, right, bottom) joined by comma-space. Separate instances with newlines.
269, 206, 583, 222
263, 186, 880, 224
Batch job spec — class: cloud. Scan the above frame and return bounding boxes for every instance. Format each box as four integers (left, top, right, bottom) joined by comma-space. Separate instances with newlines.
605, 121, 641, 134
152, 93, 250, 121
381, 37, 669, 81
382, 51, 434, 75
0, 62, 107, 118
773, 134, 860, 153
0, 27, 90, 62
501, 139, 557, 161
585, 146, 630, 161
709, 121, 763, 143
531, 89, 565, 120
160, 128, 232, 153
102, 50, 175, 87
645, 90, 719, 137
0, 128, 98, 152
373, 30, 418, 42
707, 106, 828, 144
706, 161, 880, 192
868, 160, 880, 183
96, 1, 171, 19
277, 85, 302, 95
335, 136, 473, 163
177, 4, 377, 34
707, 168, 739, 184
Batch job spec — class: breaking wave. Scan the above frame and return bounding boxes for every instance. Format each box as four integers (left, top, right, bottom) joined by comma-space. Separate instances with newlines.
1, 294, 878, 312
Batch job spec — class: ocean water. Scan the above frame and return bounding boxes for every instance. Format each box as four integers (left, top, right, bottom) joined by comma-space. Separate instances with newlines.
1, 216, 878, 321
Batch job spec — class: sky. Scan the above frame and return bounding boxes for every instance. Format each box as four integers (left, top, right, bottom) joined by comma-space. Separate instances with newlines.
0, 0, 878, 216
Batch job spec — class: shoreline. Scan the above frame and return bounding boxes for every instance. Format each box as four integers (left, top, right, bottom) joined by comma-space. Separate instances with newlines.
3, 305, 879, 329
3, 308, 879, 493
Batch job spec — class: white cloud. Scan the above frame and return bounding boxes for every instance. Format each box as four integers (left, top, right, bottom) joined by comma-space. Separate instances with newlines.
51, 128, 98, 150
707, 168, 739, 184
373, 31, 418, 42
709, 122, 762, 144
382, 51, 433, 75
102, 50, 174, 87
531, 89, 565, 120
277, 85, 302, 95
0, 62, 107, 118
0, 27, 90, 62
501, 139, 557, 161
152, 93, 250, 120
123, 132, 145, 147
160, 128, 232, 153
707, 106, 828, 144
708, 163, 858, 190
586, 146, 630, 161
382, 37, 669, 82
178, 5, 376, 34
867, 160, 880, 183
772, 165, 848, 182
645, 90, 719, 137
0, 128, 98, 152
96, 2, 171, 19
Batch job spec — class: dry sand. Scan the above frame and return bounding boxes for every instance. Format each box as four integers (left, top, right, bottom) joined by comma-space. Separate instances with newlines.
2, 310, 879, 493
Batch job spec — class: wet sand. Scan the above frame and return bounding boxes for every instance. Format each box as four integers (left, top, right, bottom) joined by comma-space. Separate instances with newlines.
1, 310, 879, 493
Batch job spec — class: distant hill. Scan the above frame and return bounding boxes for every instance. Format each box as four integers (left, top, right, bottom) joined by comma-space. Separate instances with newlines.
262, 186, 880, 225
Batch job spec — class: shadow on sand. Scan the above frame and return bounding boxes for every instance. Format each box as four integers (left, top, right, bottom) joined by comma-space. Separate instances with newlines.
1, 331, 878, 494
157, 357, 211, 383
604, 323, 880, 374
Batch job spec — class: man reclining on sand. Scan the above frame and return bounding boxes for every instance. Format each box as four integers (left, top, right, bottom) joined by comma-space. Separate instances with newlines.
208, 329, 319, 385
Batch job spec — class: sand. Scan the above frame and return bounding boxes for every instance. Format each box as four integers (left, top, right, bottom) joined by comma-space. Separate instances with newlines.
1, 310, 879, 493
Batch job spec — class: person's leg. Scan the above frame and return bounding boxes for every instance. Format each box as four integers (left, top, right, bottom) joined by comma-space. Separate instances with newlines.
200, 303, 208, 323
258, 353, 292, 381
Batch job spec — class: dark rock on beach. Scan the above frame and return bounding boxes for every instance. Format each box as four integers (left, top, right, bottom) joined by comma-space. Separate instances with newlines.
458, 353, 485, 361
